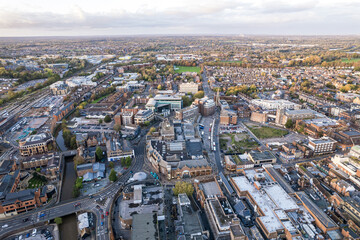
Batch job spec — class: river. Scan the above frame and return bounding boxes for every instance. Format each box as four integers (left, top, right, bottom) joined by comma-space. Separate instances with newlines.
59, 156, 78, 239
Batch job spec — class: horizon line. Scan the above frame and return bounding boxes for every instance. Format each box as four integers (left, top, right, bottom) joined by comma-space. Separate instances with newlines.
1, 33, 360, 39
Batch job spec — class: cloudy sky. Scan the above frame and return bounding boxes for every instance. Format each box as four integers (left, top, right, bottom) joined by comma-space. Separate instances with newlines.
0, 0, 359, 36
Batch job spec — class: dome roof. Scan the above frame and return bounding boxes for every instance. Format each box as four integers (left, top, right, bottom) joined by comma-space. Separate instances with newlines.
133, 172, 147, 181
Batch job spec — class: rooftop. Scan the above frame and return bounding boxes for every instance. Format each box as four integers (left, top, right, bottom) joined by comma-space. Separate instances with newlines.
131, 213, 157, 240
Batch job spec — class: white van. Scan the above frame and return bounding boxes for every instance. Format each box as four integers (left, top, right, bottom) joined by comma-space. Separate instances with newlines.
32, 228, 37, 236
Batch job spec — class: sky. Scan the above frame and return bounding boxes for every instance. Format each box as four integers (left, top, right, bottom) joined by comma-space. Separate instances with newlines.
0, 0, 359, 37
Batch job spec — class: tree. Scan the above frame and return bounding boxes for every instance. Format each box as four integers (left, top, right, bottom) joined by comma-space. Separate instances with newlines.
173, 181, 194, 196
194, 91, 204, 99
157, 84, 163, 90
72, 186, 80, 198
182, 95, 193, 107
70, 136, 77, 149
36, 167, 41, 172
75, 177, 83, 189
285, 119, 294, 129
74, 109, 80, 117
109, 168, 118, 182
114, 124, 121, 132
99, 119, 103, 124
144, 121, 150, 126
73, 155, 85, 169
108, 161, 114, 169
54, 217, 63, 225
96, 146, 104, 161
149, 127, 156, 134
104, 115, 111, 123
125, 156, 132, 167
121, 158, 126, 167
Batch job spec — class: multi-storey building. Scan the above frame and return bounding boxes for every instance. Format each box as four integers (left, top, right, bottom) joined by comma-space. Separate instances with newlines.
275, 109, 315, 126
251, 99, 301, 110
106, 139, 134, 162
134, 109, 154, 125
121, 111, 134, 126
49, 81, 70, 96
220, 109, 237, 125
175, 105, 199, 120
19, 133, 54, 157
21, 153, 60, 180
308, 137, 336, 155
198, 98, 216, 116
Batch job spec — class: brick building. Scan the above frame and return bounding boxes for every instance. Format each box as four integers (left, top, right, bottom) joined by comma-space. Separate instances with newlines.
19, 133, 54, 157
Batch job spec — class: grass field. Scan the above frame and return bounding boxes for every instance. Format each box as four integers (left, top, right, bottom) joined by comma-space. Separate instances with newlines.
341, 58, 360, 63
28, 175, 47, 189
174, 66, 201, 74
248, 126, 288, 139
220, 133, 258, 154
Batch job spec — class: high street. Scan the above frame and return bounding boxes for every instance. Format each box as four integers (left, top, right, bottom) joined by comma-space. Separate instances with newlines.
202, 69, 223, 173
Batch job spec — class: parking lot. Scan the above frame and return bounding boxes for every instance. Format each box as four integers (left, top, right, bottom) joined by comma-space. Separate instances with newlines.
6, 225, 58, 240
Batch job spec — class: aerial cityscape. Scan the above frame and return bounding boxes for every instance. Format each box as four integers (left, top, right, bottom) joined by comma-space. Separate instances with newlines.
0, 1, 360, 240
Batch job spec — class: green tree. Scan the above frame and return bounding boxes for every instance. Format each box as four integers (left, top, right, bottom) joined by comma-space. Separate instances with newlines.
109, 168, 118, 182
285, 119, 294, 129
36, 167, 41, 173
125, 156, 132, 167
75, 177, 83, 189
108, 161, 114, 169
104, 115, 111, 123
182, 95, 192, 107
173, 181, 194, 196
74, 109, 81, 117
54, 217, 63, 225
144, 121, 150, 126
149, 127, 156, 134
72, 186, 80, 198
121, 158, 126, 167
157, 84, 163, 90
99, 119, 103, 124
194, 91, 204, 99
96, 146, 104, 161
73, 155, 85, 169
70, 136, 77, 149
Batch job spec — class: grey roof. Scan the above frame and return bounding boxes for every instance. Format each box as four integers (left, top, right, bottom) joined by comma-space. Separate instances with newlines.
131, 213, 157, 240
2, 188, 37, 205
0, 170, 20, 200
186, 140, 203, 157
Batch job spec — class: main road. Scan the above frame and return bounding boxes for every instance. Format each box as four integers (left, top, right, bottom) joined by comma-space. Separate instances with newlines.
202, 69, 223, 173
0, 136, 146, 240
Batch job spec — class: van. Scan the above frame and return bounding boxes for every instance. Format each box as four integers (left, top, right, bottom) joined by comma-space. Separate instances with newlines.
32, 229, 37, 236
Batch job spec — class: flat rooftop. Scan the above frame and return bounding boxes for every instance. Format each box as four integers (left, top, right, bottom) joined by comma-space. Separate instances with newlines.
199, 181, 222, 198
231, 176, 283, 234
131, 213, 157, 240
264, 166, 294, 194
264, 184, 299, 211
119, 186, 163, 220
296, 192, 337, 229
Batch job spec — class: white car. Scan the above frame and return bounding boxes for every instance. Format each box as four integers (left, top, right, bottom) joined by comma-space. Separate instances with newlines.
2, 224, 8, 228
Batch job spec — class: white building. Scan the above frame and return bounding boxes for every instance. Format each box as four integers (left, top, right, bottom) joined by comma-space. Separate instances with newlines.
179, 82, 199, 94
251, 99, 301, 110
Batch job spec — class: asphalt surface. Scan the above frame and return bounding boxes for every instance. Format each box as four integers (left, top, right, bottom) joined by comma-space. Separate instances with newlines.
202, 70, 223, 173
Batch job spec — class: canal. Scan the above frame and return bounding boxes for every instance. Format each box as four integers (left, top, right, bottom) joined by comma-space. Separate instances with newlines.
58, 157, 78, 239
59, 214, 78, 240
